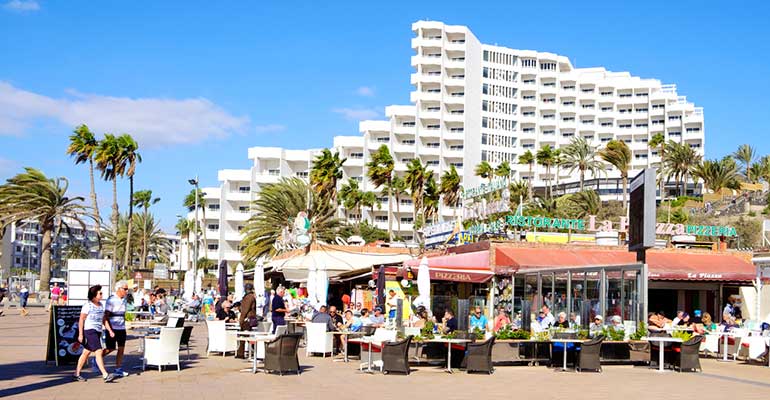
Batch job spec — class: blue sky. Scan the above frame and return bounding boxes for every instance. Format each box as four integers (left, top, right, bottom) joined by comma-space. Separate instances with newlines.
1, 1, 769, 232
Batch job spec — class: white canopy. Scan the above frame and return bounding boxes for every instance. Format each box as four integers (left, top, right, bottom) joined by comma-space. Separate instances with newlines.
315, 261, 328, 308
234, 263, 245, 302
194, 269, 203, 296
183, 270, 194, 301
254, 257, 266, 315
269, 244, 412, 281
414, 256, 431, 311
306, 264, 318, 309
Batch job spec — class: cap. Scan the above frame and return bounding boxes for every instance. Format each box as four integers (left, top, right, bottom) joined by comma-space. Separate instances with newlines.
694, 310, 702, 317
594, 315, 604, 321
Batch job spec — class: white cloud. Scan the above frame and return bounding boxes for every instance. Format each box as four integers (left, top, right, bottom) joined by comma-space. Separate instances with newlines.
0, 82, 251, 148
332, 107, 379, 121
0, 157, 19, 178
3, 0, 40, 12
254, 124, 286, 133
355, 86, 375, 97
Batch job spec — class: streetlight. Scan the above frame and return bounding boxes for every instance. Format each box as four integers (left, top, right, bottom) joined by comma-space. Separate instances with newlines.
188, 177, 199, 284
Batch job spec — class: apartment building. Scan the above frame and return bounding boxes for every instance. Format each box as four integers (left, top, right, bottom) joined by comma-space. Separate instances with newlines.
191, 20, 705, 266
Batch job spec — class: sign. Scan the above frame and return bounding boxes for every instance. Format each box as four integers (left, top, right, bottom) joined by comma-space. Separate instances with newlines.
424, 218, 466, 247
153, 264, 169, 280
462, 178, 507, 200
134, 272, 143, 280
274, 211, 313, 252
46, 305, 84, 365
66, 259, 112, 306
629, 168, 657, 251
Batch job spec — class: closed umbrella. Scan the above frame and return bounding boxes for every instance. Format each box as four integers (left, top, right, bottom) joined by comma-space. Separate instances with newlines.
376, 265, 386, 308
306, 264, 318, 309
217, 260, 229, 297
315, 261, 328, 309
194, 269, 203, 296
415, 256, 431, 312
234, 263, 245, 302
183, 269, 194, 301
255, 257, 266, 315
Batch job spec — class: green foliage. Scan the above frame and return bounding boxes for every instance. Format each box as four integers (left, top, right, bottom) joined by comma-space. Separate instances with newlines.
733, 216, 762, 247
533, 331, 551, 342
601, 326, 626, 341
629, 321, 647, 341
576, 329, 589, 340
494, 326, 531, 340
671, 330, 693, 342
338, 221, 389, 243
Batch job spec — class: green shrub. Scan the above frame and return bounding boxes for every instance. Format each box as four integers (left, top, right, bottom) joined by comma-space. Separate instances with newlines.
671, 330, 693, 342
629, 321, 646, 340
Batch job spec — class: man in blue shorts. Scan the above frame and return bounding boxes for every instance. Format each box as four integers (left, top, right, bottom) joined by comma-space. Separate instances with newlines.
103, 280, 130, 377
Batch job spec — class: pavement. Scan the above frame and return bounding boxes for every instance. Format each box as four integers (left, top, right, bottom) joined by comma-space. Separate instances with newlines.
1, 310, 769, 400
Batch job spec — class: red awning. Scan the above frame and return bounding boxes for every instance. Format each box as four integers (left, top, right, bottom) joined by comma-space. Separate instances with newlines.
401, 251, 493, 283
494, 247, 757, 282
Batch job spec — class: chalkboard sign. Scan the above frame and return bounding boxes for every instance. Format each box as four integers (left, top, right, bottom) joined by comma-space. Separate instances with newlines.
46, 305, 85, 365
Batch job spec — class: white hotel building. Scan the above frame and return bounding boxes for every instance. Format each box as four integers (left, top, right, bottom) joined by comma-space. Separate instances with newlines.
190, 20, 705, 266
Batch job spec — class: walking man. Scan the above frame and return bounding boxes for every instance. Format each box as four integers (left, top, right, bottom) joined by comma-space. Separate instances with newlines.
271, 286, 287, 333
19, 285, 29, 316
103, 280, 130, 377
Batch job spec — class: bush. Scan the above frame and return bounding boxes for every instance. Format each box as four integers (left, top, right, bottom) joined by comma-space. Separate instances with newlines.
494, 326, 531, 340
629, 321, 647, 340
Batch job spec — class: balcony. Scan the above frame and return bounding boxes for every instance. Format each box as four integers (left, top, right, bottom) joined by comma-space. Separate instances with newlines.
444, 112, 464, 123
445, 41, 465, 52
410, 55, 441, 67
345, 157, 364, 167
393, 143, 416, 154
227, 191, 251, 202
445, 76, 465, 86
224, 231, 244, 242
393, 125, 416, 135
411, 36, 442, 49
411, 72, 441, 84
445, 148, 464, 158
254, 173, 281, 184
421, 146, 440, 156
420, 109, 441, 119
410, 90, 441, 103
445, 58, 465, 69
419, 128, 441, 138
444, 93, 465, 105
228, 211, 251, 222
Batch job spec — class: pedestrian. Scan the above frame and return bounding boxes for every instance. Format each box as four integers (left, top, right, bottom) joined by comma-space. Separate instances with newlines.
103, 280, 130, 377
271, 286, 287, 333
236, 284, 257, 358
73, 285, 116, 382
50, 282, 62, 309
19, 285, 29, 316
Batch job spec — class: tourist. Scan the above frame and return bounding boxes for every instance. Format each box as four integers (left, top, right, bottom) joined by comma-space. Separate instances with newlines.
723, 296, 736, 317
493, 308, 511, 332
311, 305, 337, 331
202, 291, 214, 317
103, 280, 130, 377
271, 286, 288, 333
343, 310, 362, 332
469, 306, 488, 332
369, 307, 385, 327
73, 285, 115, 382
609, 315, 624, 331
359, 308, 372, 326
353, 302, 363, 317
569, 312, 580, 329
184, 295, 201, 317
154, 293, 168, 316
386, 289, 399, 319
672, 311, 685, 326
216, 301, 237, 323
50, 282, 62, 308
19, 285, 29, 317
701, 312, 718, 332
329, 305, 343, 328
413, 310, 429, 329
539, 305, 555, 329
589, 315, 604, 336
553, 312, 570, 328
442, 309, 458, 333
236, 284, 257, 359
720, 312, 738, 330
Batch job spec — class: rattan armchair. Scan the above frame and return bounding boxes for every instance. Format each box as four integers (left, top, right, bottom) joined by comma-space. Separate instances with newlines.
382, 336, 413, 375
465, 337, 495, 374
674, 336, 703, 372
263, 333, 302, 375
576, 334, 604, 372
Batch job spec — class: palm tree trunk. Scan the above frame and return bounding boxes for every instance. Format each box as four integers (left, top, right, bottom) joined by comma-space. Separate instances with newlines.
395, 195, 402, 234
111, 177, 119, 266
38, 221, 53, 293
527, 163, 533, 200
412, 195, 418, 241
387, 182, 393, 241
201, 204, 208, 261
622, 174, 628, 215
123, 175, 134, 270
141, 208, 149, 269
88, 160, 101, 248
580, 169, 585, 191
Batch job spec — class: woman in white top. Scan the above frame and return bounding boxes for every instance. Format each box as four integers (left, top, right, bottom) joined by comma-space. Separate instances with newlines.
73, 285, 115, 382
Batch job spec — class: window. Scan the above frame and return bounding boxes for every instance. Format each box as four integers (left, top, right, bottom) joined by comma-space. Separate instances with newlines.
401, 217, 414, 224
562, 101, 575, 106
543, 129, 555, 135
450, 162, 464, 168
296, 171, 309, 178
350, 152, 364, 159
425, 107, 440, 112
239, 206, 249, 212
562, 85, 575, 91
686, 127, 701, 133
238, 186, 250, 192
267, 169, 280, 176
582, 104, 595, 109
562, 131, 575, 137
16, 246, 21, 252
636, 92, 649, 97
449, 145, 464, 150
636, 108, 648, 113
601, 122, 613, 127
600, 137, 612, 143
207, 244, 218, 251
402, 121, 416, 127
562, 117, 575, 122
635, 154, 649, 159
540, 62, 556, 71
522, 95, 536, 101
543, 82, 556, 87
426, 160, 439, 166
668, 115, 682, 121
400, 199, 413, 205
652, 104, 665, 109
522, 111, 536, 116
237, 225, 244, 232
669, 131, 681, 136
425, 142, 440, 148
635, 123, 648, 128
618, 93, 632, 98
402, 139, 415, 145
618, 123, 632, 128
207, 224, 219, 231
208, 204, 220, 211
521, 58, 536, 68
581, 87, 595, 93
601, 91, 613, 96
522, 79, 536, 84
652, 119, 664, 125
425, 124, 440, 130
15, 257, 20, 264
376, 137, 390, 142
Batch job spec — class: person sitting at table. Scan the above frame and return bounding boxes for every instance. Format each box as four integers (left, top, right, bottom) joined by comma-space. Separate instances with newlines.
720, 312, 738, 330
609, 315, 624, 331
553, 312, 570, 328
442, 309, 458, 334
342, 310, 363, 332
369, 307, 386, 327
700, 312, 718, 332
413, 310, 429, 329
184, 295, 201, 316
216, 300, 237, 323
589, 315, 604, 336
569, 313, 580, 329
154, 293, 169, 316
540, 305, 555, 329
329, 305, 344, 328
359, 308, 372, 326
311, 305, 338, 332
647, 312, 665, 331
494, 308, 511, 332
672, 311, 685, 326
469, 306, 489, 332
353, 302, 363, 317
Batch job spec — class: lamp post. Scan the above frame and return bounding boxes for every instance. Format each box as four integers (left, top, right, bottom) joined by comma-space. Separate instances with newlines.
188, 177, 199, 282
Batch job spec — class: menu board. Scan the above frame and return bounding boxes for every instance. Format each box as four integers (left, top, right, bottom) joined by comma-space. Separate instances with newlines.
46, 305, 84, 365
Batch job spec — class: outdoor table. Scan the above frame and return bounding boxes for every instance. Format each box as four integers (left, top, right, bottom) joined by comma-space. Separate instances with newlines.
550, 338, 585, 371
331, 330, 365, 363
225, 322, 240, 330
427, 338, 471, 373
355, 336, 383, 374
235, 331, 276, 373
717, 330, 739, 362
642, 336, 682, 372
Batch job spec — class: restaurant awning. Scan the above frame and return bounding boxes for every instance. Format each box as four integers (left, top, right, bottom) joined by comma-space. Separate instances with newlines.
268, 244, 412, 281
401, 251, 493, 283
494, 246, 757, 282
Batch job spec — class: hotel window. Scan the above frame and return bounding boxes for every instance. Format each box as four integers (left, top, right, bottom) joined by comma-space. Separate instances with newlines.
238, 186, 250, 192
668, 115, 682, 121
601, 91, 613, 96
375, 216, 388, 223
521, 59, 536, 68
601, 122, 613, 127
600, 137, 612, 143
208, 204, 220, 211
669, 131, 681, 136
350, 152, 364, 159
376, 137, 390, 142
402, 121, 416, 127
562, 101, 575, 106
562, 117, 575, 122
540, 62, 556, 71
686, 127, 701, 132
401, 217, 414, 224
581, 87, 595, 93
207, 244, 218, 251
207, 224, 219, 231
402, 139, 415, 145
296, 171, 309, 178
426, 160, 439, 166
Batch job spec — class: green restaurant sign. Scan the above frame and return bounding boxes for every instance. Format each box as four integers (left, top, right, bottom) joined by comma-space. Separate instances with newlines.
468, 214, 738, 238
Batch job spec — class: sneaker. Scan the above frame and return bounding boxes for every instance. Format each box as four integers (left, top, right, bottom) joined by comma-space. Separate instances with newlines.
103, 373, 116, 383
114, 368, 129, 377
72, 375, 87, 382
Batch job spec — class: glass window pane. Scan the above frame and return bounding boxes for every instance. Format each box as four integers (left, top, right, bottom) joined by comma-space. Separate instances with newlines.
541, 272, 553, 311
623, 270, 640, 324
571, 272, 586, 327
553, 272, 568, 317
605, 270, 622, 320
585, 271, 601, 322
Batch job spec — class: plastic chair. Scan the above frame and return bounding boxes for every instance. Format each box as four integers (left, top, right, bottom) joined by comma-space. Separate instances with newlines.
144, 327, 184, 371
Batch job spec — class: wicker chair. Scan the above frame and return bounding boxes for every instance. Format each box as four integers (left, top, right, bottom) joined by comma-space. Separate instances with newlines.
576, 334, 604, 372
674, 336, 703, 372
382, 336, 413, 375
465, 337, 495, 374
263, 333, 302, 375
179, 326, 194, 360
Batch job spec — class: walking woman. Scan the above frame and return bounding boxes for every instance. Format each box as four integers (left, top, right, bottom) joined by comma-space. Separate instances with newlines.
19, 285, 29, 316
73, 285, 115, 382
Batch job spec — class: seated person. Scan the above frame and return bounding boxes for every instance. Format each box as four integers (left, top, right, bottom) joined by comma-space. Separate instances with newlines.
359, 308, 372, 326
216, 300, 237, 323
342, 310, 362, 332
589, 315, 604, 336
568, 313, 580, 329
720, 312, 738, 330
311, 305, 337, 332
442, 309, 458, 334
553, 312, 570, 329
469, 306, 489, 332
185, 295, 201, 314
328, 306, 344, 328
413, 310, 429, 329
647, 312, 665, 331
672, 310, 685, 326
493, 308, 511, 332
608, 315, 624, 331
368, 307, 386, 327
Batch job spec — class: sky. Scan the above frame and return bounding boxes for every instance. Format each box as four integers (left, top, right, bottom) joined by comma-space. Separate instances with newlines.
1, 1, 769, 232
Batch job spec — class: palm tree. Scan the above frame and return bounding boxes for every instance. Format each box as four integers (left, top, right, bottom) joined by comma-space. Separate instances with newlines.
310, 149, 347, 204
560, 137, 604, 191
733, 144, 756, 182
359, 191, 379, 224
552, 149, 563, 191
117, 134, 141, 271
132, 189, 160, 269
518, 150, 535, 200
663, 141, 701, 197
388, 176, 407, 235
423, 173, 440, 225
66, 124, 102, 242
599, 140, 632, 213
758, 155, 770, 183
404, 159, 427, 239
0, 168, 92, 292
440, 165, 462, 217
183, 188, 208, 252
133, 212, 170, 269
474, 161, 494, 183
63, 242, 91, 260
339, 178, 363, 221
649, 132, 666, 197
526, 196, 559, 218
509, 180, 529, 210
495, 161, 511, 181
94, 134, 123, 266
692, 157, 741, 195
748, 163, 764, 184
366, 145, 394, 241
568, 190, 602, 218
536, 145, 555, 199
240, 178, 341, 260
175, 217, 194, 271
